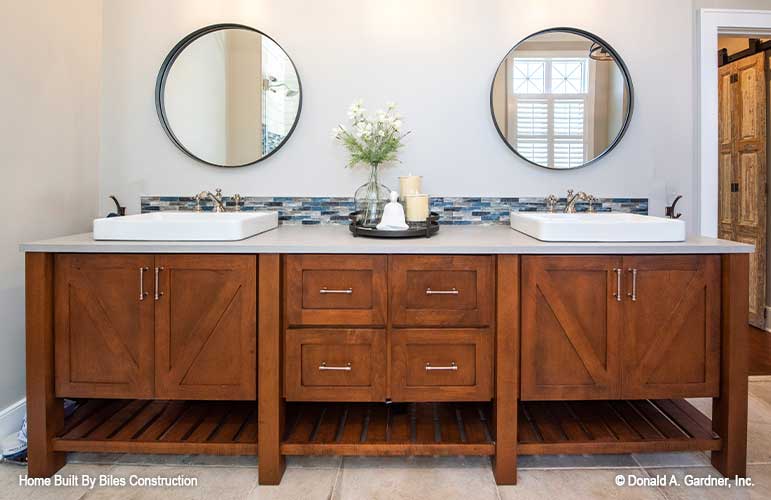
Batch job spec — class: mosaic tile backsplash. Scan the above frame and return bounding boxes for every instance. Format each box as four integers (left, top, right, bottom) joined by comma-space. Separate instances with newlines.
141, 196, 648, 225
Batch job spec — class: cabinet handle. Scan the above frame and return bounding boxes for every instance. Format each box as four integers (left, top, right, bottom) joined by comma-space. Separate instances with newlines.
319, 287, 353, 294
612, 268, 622, 302
154, 266, 164, 301
319, 362, 352, 371
139, 267, 149, 301
425, 362, 458, 371
426, 288, 459, 295
627, 268, 638, 302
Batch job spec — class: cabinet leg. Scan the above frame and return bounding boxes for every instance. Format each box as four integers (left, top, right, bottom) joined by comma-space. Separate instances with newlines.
258, 254, 286, 485
494, 255, 518, 485
711, 254, 749, 477
25, 253, 65, 477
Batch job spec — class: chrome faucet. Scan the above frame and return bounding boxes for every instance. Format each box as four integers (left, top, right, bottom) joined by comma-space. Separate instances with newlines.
564, 189, 596, 213
194, 188, 226, 212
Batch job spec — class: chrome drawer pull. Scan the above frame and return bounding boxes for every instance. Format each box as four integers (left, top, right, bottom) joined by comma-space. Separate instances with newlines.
425, 288, 459, 295
319, 287, 353, 294
627, 268, 638, 302
612, 268, 621, 302
154, 266, 164, 301
425, 362, 458, 371
139, 267, 149, 301
319, 362, 352, 371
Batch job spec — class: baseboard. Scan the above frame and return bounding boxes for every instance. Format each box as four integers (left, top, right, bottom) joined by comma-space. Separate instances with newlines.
0, 398, 25, 438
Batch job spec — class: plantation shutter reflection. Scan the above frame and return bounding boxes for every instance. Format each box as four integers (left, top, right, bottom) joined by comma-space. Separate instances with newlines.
511, 57, 589, 168
553, 99, 585, 168
516, 99, 549, 165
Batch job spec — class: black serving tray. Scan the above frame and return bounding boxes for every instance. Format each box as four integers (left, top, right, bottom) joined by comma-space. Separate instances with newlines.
348, 211, 440, 238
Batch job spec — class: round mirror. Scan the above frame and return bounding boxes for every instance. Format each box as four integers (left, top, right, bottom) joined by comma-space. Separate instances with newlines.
491, 28, 633, 170
156, 24, 302, 168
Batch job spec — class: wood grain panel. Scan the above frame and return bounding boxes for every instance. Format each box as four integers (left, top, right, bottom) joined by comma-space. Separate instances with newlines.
718, 53, 766, 328
621, 255, 720, 399
284, 329, 386, 401
54, 254, 155, 399
521, 256, 622, 400
285, 255, 387, 326
390, 256, 494, 327
154, 255, 256, 400
390, 329, 493, 402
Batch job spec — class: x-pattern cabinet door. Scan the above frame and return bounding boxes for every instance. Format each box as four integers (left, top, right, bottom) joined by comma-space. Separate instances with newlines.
521, 256, 622, 400
54, 254, 155, 398
621, 255, 720, 399
154, 255, 257, 400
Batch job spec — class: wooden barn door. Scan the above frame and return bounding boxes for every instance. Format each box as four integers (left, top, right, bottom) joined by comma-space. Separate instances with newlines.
718, 51, 767, 328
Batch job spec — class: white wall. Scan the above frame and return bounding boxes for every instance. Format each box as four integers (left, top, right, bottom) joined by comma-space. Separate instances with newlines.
0, 0, 102, 409
94, 0, 769, 229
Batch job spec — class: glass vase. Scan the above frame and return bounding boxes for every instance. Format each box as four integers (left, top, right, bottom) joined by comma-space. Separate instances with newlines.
354, 164, 390, 228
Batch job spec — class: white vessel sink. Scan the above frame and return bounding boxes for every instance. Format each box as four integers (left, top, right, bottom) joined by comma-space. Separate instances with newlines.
93, 211, 278, 241
510, 212, 685, 242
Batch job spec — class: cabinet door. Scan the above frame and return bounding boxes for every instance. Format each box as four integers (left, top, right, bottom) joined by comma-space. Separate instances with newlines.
54, 254, 154, 398
154, 255, 256, 400
621, 255, 720, 399
521, 256, 622, 400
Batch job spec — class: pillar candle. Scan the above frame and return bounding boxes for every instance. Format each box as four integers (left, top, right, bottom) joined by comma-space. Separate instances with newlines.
405, 194, 429, 222
399, 175, 422, 198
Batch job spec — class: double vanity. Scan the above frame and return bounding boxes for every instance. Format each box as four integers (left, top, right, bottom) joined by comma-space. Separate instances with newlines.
21, 221, 752, 486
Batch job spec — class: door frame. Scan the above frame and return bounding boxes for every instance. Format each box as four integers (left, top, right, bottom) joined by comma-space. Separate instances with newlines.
697, 8, 771, 237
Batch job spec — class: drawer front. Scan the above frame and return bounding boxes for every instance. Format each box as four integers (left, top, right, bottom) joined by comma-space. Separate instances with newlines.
285, 329, 386, 401
390, 329, 493, 401
286, 255, 387, 326
390, 256, 494, 327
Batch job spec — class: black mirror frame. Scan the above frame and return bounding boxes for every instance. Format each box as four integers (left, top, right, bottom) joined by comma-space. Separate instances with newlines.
489, 27, 634, 171
155, 23, 303, 168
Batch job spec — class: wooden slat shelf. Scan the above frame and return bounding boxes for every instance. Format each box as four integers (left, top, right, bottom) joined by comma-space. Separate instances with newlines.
53, 399, 257, 455
518, 399, 721, 455
281, 402, 495, 456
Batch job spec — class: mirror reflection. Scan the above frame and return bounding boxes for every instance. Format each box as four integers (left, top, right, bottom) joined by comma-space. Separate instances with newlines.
491, 29, 632, 169
158, 25, 301, 167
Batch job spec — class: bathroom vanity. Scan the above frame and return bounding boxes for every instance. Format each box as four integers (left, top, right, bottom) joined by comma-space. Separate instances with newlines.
21, 225, 752, 486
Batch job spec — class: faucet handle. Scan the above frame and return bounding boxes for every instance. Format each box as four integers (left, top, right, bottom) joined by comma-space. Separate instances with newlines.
545, 194, 559, 213
215, 188, 222, 198
233, 194, 242, 212
587, 195, 597, 213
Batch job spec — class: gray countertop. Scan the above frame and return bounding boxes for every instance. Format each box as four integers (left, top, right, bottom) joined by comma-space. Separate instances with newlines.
20, 225, 754, 254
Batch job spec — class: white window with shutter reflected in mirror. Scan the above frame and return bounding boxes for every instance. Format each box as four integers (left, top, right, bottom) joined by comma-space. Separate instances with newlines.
508, 56, 593, 169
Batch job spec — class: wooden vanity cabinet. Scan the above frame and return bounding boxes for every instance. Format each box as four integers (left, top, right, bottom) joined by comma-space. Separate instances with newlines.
521, 255, 720, 400
54, 254, 257, 400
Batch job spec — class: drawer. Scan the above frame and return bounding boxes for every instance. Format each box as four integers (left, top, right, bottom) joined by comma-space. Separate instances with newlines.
285, 255, 387, 326
390, 256, 494, 327
390, 329, 493, 401
284, 329, 386, 401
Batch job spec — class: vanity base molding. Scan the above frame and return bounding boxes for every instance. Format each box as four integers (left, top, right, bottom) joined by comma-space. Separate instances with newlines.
52, 399, 258, 456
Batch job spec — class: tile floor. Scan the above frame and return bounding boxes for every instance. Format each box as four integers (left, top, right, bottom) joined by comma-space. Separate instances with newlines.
2, 377, 771, 499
